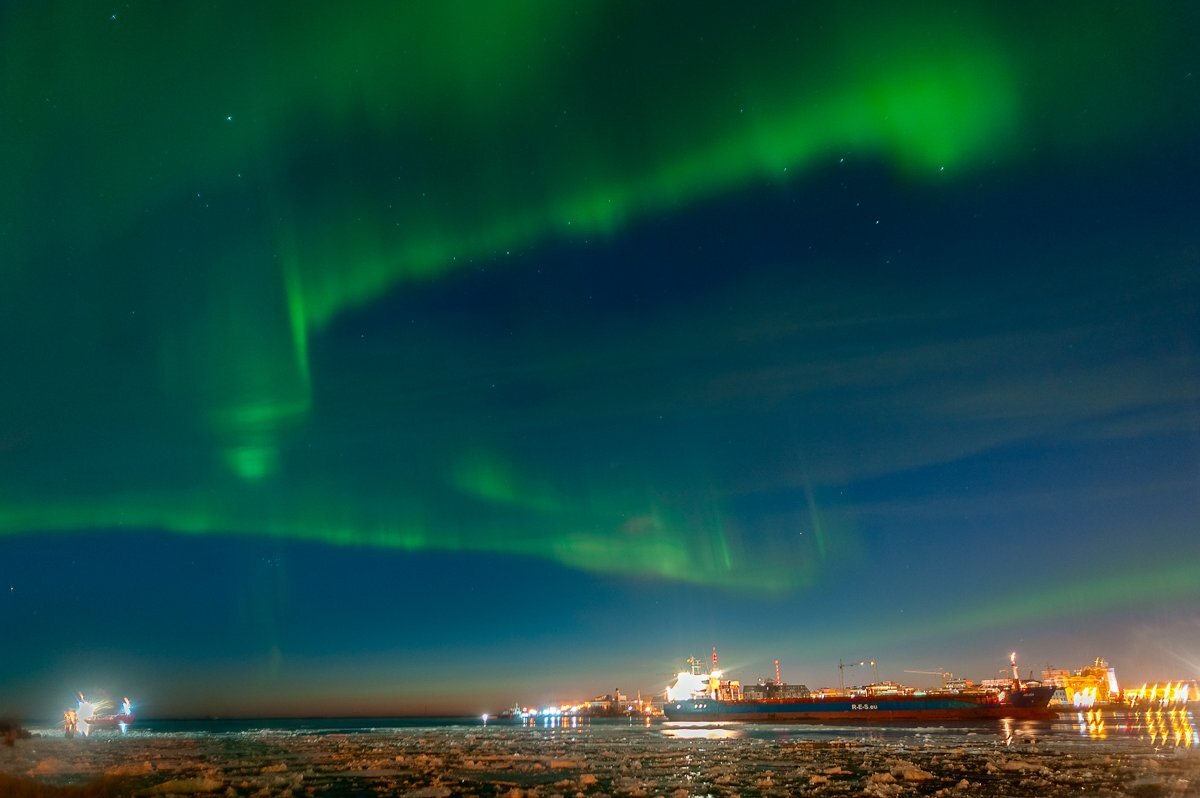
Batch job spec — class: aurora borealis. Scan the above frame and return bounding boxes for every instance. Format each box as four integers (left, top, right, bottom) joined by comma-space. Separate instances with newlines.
1, 2, 1198, 717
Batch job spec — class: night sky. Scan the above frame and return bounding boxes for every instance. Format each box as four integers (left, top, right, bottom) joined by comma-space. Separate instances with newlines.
2, 2, 1198, 718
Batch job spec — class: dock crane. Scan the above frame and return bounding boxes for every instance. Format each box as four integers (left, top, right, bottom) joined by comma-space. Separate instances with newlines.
904, 669, 954, 688
838, 658, 878, 691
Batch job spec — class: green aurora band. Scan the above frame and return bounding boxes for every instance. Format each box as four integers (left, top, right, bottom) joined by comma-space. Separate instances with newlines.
1, 2, 1196, 613
809, 559, 1200, 655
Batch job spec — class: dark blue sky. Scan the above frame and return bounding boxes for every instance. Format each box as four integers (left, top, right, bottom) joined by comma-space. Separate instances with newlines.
1, 2, 1198, 717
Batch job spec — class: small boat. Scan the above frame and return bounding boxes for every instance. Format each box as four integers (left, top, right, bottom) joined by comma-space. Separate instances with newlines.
83, 711, 136, 730
67, 695, 135, 735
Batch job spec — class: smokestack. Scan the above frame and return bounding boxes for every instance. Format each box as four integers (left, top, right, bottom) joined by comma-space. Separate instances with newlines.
775, 659, 781, 684
712, 646, 718, 670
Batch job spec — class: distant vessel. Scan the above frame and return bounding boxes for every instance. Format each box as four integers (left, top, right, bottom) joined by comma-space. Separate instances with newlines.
664, 653, 1056, 723
84, 709, 135, 731
66, 695, 134, 736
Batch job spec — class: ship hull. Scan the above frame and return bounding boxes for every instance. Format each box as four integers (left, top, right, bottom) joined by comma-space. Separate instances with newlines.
83, 714, 134, 729
664, 687, 1056, 723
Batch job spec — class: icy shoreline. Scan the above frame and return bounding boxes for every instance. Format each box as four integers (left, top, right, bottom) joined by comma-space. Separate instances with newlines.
1, 722, 1198, 796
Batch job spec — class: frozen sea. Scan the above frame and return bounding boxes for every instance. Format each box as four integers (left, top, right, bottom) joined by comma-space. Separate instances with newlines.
2, 709, 1197, 796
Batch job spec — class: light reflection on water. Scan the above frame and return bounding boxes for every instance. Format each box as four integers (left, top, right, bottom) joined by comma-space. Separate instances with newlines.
661, 723, 746, 740
520, 709, 1200, 748
656, 708, 1199, 750
1080, 708, 1198, 748
998, 717, 1050, 746
27, 708, 1198, 750
520, 714, 654, 730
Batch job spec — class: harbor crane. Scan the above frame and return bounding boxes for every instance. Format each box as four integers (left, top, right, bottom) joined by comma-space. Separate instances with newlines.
838, 658, 878, 691
904, 669, 955, 688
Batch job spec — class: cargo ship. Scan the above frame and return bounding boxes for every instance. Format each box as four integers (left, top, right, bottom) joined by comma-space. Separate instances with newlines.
663, 653, 1056, 723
